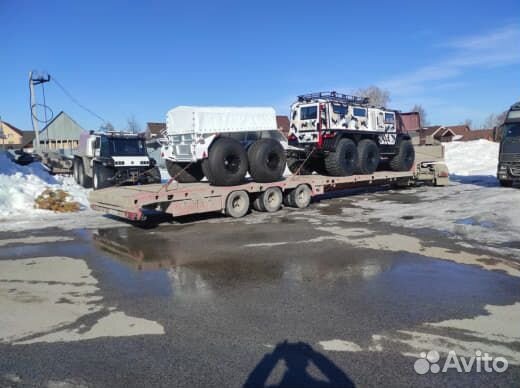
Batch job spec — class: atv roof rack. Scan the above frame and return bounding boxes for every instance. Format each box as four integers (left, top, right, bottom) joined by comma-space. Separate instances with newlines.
297, 91, 370, 106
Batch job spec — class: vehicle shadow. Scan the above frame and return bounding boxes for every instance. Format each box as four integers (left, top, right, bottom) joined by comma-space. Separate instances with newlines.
449, 174, 499, 188
243, 341, 355, 388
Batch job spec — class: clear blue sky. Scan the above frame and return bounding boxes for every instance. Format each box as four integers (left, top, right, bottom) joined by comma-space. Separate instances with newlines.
2, 0, 519, 131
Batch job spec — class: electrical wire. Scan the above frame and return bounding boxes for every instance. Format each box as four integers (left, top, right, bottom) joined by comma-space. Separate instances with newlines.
51, 76, 107, 123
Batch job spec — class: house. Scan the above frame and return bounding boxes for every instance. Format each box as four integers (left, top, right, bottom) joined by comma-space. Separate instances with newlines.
459, 128, 495, 142
145, 122, 166, 140
36, 111, 85, 150
276, 115, 289, 137
410, 125, 471, 145
0, 120, 35, 150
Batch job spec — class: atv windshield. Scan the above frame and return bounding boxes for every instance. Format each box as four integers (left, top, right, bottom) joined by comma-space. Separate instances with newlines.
101, 137, 147, 157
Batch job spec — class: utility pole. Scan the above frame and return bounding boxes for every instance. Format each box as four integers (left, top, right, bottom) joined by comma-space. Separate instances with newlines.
29, 71, 50, 153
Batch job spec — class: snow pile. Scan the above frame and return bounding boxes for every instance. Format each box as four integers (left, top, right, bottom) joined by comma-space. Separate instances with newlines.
444, 139, 499, 177
0, 152, 90, 219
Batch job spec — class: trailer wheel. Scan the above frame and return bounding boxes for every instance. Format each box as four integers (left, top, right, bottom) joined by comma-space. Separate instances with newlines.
247, 139, 286, 182
390, 140, 415, 171
287, 157, 313, 175
78, 160, 92, 188
357, 139, 380, 174
225, 190, 250, 218
288, 184, 312, 209
165, 160, 204, 183
325, 138, 358, 176
253, 187, 283, 212
208, 137, 248, 186
93, 163, 113, 190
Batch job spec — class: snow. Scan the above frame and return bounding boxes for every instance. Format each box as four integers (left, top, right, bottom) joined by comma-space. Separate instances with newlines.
0, 152, 90, 220
444, 139, 499, 180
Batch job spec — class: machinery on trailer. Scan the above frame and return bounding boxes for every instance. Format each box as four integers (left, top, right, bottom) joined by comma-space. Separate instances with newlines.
287, 92, 415, 176
73, 131, 161, 190
161, 106, 286, 186
89, 144, 449, 222
497, 101, 520, 187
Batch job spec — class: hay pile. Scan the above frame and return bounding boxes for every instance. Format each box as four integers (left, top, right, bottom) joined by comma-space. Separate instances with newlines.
34, 188, 81, 212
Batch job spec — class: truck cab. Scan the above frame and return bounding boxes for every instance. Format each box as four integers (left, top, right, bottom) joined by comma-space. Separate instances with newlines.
497, 101, 520, 187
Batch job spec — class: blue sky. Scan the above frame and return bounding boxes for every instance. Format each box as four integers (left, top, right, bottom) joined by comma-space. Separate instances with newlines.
2, 0, 519, 131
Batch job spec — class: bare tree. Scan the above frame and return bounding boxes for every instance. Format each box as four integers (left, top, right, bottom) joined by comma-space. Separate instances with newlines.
353, 85, 391, 107
99, 121, 115, 132
411, 104, 428, 126
481, 110, 508, 129
126, 115, 141, 133
462, 118, 472, 129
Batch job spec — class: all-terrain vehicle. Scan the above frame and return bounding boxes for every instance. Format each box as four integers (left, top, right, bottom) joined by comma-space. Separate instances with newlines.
287, 92, 415, 176
161, 106, 286, 186
497, 101, 520, 187
73, 131, 161, 190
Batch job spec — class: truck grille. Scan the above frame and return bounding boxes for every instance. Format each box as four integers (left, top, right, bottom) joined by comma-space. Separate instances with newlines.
175, 145, 191, 157
501, 153, 520, 162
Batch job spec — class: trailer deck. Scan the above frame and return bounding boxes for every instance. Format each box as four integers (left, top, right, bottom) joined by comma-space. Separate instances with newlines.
89, 170, 418, 221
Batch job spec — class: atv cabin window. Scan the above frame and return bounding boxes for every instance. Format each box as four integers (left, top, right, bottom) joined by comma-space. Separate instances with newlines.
353, 107, 367, 117
300, 106, 317, 120
332, 104, 347, 116
384, 113, 395, 123
103, 138, 147, 157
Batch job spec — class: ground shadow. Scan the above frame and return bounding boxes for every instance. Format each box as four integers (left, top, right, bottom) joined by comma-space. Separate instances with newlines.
243, 341, 355, 388
449, 174, 499, 188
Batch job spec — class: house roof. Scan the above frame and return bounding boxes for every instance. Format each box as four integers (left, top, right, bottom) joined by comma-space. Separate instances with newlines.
444, 125, 470, 135
276, 116, 290, 134
0, 120, 25, 136
459, 129, 494, 141
146, 122, 166, 138
420, 126, 443, 137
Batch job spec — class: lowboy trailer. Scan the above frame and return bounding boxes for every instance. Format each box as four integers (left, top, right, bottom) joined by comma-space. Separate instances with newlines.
88, 148, 449, 222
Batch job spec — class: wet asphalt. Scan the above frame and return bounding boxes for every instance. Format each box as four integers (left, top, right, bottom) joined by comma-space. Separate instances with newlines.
0, 192, 519, 388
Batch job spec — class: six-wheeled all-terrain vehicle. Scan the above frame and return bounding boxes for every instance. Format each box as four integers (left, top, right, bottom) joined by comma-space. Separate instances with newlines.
287, 92, 415, 176
160, 106, 286, 186
73, 131, 161, 190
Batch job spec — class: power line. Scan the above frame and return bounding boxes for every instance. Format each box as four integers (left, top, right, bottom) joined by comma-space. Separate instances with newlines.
51, 76, 107, 123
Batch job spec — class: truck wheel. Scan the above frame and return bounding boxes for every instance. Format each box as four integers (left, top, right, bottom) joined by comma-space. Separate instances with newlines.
390, 140, 415, 171
325, 138, 358, 176
225, 190, 250, 218
78, 161, 92, 188
247, 139, 286, 182
499, 179, 513, 187
148, 167, 162, 184
288, 184, 312, 208
73, 159, 80, 183
357, 139, 380, 174
287, 157, 313, 175
165, 160, 204, 183
208, 137, 248, 186
93, 163, 113, 190
253, 187, 283, 212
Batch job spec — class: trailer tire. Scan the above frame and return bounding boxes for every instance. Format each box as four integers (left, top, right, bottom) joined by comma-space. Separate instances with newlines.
208, 137, 248, 186
253, 187, 282, 212
287, 157, 313, 175
225, 190, 250, 218
357, 139, 380, 174
288, 184, 312, 209
390, 140, 415, 171
165, 160, 204, 183
325, 138, 358, 176
93, 163, 113, 190
247, 139, 286, 182
78, 160, 92, 188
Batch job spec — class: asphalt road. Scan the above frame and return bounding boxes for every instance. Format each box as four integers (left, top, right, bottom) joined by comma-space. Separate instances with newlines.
0, 189, 519, 387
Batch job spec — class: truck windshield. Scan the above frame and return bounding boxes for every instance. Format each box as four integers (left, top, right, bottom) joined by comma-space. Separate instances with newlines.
101, 137, 147, 156
300, 106, 317, 120
503, 124, 520, 138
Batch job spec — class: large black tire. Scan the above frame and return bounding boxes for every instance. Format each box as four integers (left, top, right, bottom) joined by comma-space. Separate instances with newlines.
311, 158, 328, 175
357, 139, 380, 174
165, 160, 204, 183
93, 163, 113, 190
78, 160, 92, 188
287, 157, 313, 175
147, 166, 162, 184
201, 159, 213, 182
325, 138, 358, 176
247, 139, 286, 182
390, 140, 415, 171
207, 137, 248, 186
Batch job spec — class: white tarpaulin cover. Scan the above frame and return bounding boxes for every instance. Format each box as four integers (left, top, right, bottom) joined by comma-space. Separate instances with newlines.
166, 106, 277, 135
